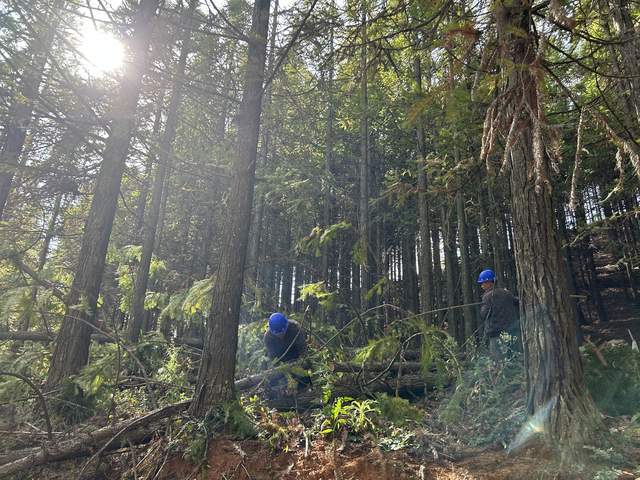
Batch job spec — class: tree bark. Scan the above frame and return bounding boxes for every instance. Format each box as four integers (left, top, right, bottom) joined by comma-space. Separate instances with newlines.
358, 0, 372, 309
442, 204, 461, 342
133, 103, 164, 240
46, 0, 159, 389
456, 185, 476, 341
189, 0, 271, 417
431, 222, 443, 313
321, 13, 335, 287
494, 0, 600, 447
128, 0, 197, 343
414, 57, 434, 316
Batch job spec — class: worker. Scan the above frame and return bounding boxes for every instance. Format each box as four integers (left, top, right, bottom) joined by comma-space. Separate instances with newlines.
477, 269, 519, 359
264, 312, 307, 363
263, 312, 310, 392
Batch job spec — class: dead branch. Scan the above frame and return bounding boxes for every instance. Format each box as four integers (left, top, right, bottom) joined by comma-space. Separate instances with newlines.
0, 401, 190, 478
0, 371, 52, 440
0, 331, 53, 342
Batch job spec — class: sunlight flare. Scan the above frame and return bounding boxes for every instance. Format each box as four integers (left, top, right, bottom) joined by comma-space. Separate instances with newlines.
77, 25, 124, 75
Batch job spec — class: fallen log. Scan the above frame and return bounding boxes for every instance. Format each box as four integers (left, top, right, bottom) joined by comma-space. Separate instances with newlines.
0, 401, 190, 478
332, 361, 426, 373
0, 367, 295, 475
0, 331, 53, 342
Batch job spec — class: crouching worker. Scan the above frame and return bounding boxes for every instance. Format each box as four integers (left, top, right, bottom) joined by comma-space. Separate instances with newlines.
263, 312, 311, 391
477, 269, 520, 360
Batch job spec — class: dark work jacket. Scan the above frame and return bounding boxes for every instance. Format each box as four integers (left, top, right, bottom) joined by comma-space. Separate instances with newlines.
264, 319, 307, 363
481, 287, 519, 338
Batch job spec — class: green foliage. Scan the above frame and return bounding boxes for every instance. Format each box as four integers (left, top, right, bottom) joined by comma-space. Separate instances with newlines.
114, 245, 167, 315
438, 341, 526, 448
244, 395, 304, 451
354, 321, 458, 390
317, 396, 380, 436
376, 393, 423, 426
157, 278, 214, 336
377, 426, 416, 451
54, 379, 97, 424
298, 281, 338, 311
179, 400, 257, 464
297, 222, 352, 257
156, 346, 192, 404
236, 320, 270, 377
583, 342, 640, 416
355, 335, 401, 364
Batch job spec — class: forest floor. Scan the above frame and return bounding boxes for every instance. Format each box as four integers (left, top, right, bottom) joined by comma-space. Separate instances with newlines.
152, 429, 639, 480
6, 256, 640, 480
133, 261, 640, 480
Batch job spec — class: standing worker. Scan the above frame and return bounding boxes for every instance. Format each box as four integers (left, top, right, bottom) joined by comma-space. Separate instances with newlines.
477, 269, 519, 359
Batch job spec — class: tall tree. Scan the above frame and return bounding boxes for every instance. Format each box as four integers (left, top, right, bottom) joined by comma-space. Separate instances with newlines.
487, 0, 600, 447
128, 0, 198, 343
0, 0, 65, 220
414, 55, 434, 316
46, 0, 160, 388
190, 0, 272, 417
358, 0, 372, 309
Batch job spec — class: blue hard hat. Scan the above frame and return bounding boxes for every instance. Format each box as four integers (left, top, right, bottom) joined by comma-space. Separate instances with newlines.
477, 269, 496, 284
268, 312, 288, 334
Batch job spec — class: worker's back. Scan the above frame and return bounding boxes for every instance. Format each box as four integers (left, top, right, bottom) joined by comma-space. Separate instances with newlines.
264, 319, 307, 362
481, 287, 519, 337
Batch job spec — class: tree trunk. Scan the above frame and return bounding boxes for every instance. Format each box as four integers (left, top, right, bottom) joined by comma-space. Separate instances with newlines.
606, 0, 640, 128
431, 222, 443, 313
133, 103, 164, 240
494, 0, 600, 447
247, 0, 277, 295
442, 204, 461, 341
456, 186, 476, 341
18, 194, 63, 334
414, 58, 434, 316
128, 0, 197, 343
280, 224, 293, 310
0, 0, 65, 220
321, 17, 335, 288
189, 0, 271, 417
46, 0, 159, 389
358, 0, 372, 309
574, 203, 608, 323
487, 179, 507, 285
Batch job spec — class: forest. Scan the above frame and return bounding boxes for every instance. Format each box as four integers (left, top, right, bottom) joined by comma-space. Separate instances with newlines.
0, 0, 639, 478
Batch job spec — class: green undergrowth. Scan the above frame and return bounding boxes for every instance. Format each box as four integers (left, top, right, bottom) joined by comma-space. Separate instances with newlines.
438, 336, 527, 448
582, 341, 640, 416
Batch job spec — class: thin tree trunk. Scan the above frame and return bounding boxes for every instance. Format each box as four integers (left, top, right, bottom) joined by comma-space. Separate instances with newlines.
487, 179, 506, 285
456, 185, 476, 341
358, 0, 371, 309
133, 103, 164, 239
442, 204, 461, 342
414, 58, 434, 316
574, 203, 608, 323
18, 194, 63, 334
321, 16, 335, 286
46, 0, 159, 389
128, 0, 196, 343
402, 234, 419, 312
189, 0, 271, 417
0, 0, 65, 219
431, 222, 443, 313
247, 0, 278, 290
